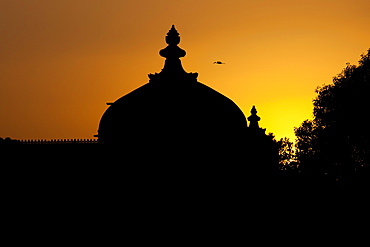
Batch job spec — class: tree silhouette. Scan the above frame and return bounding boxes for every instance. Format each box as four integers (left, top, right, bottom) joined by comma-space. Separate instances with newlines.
276, 137, 297, 170
295, 49, 370, 189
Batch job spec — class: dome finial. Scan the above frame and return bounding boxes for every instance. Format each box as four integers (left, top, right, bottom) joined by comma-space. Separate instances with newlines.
251, 105, 257, 115
159, 25, 186, 59
166, 25, 180, 45
248, 105, 261, 129
149, 25, 198, 81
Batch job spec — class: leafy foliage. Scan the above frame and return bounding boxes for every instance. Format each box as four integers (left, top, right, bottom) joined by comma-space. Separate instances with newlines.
277, 137, 297, 170
295, 49, 370, 186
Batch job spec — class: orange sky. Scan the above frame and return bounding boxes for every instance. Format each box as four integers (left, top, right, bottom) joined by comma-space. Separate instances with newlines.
0, 0, 369, 141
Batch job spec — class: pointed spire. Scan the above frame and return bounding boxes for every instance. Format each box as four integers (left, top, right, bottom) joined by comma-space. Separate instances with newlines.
165, 25, 180, 45
247, 105, 261, 129
251, 105, 257, 114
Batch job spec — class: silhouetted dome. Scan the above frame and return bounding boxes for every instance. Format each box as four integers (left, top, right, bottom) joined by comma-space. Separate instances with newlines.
97, 25, 247, 147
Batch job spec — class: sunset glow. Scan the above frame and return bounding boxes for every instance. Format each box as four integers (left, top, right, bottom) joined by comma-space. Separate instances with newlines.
1, 0, 369, 141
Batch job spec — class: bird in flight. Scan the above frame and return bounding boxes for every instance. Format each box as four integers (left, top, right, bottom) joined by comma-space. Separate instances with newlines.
213, 61, 225, 65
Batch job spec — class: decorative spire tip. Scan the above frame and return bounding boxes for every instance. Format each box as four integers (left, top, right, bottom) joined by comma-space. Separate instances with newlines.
166, 25, 180, 45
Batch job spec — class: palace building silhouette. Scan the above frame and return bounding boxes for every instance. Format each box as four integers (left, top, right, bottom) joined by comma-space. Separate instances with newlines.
97, 25, 276, 161
3, 25, 277, 166
97, 25, 248, 147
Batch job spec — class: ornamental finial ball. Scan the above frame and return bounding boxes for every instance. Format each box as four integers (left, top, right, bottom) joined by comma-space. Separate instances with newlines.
160, 25, 186, 58
165, 25, 180, 45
